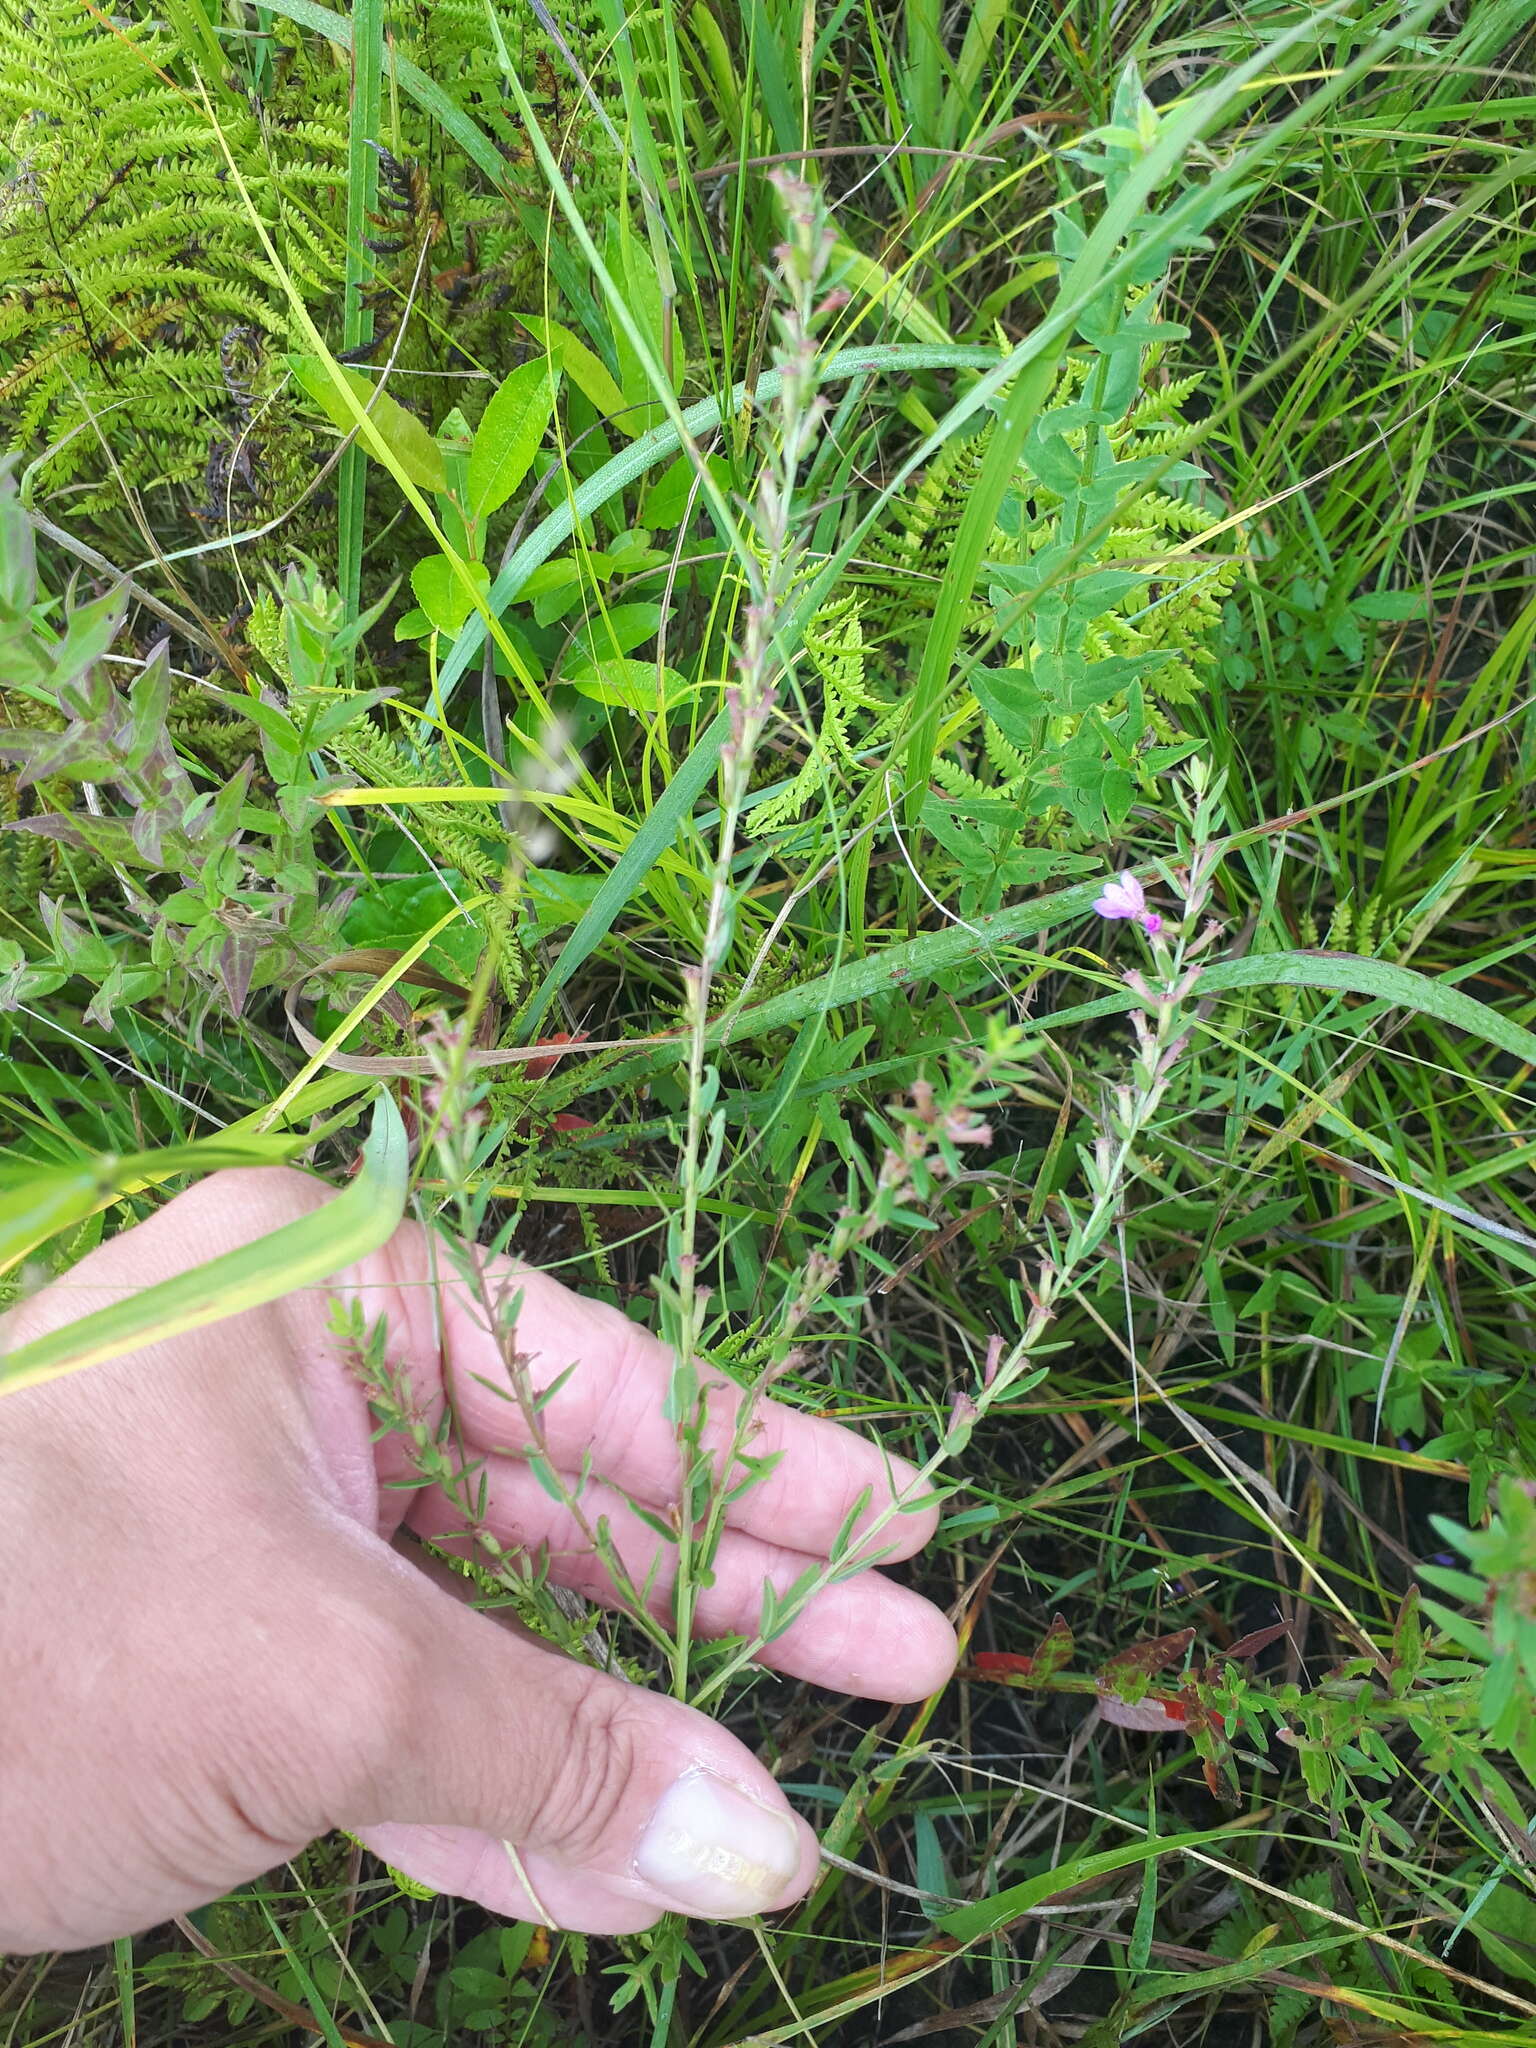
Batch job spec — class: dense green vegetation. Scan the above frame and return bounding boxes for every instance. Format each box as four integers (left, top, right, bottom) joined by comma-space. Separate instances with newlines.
4, 0, 1536, 2039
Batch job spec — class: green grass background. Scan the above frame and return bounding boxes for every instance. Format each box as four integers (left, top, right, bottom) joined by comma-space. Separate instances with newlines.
4, 0, 1536, 2041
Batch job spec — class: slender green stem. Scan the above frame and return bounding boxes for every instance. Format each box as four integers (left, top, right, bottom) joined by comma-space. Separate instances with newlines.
338, 0, 382, 680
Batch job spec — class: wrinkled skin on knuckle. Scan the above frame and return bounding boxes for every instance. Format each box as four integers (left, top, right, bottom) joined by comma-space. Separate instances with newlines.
124, 1722, 313, 1907
526, 1671, 644, 1868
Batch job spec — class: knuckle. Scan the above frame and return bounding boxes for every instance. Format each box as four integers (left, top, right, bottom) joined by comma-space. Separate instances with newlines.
321, 1600, 426, 1801
531, 1672, 642, 1863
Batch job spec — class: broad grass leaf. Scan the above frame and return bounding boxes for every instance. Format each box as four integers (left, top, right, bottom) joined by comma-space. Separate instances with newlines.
0, 1131, 305, 1278
0, 1166, 108, 1278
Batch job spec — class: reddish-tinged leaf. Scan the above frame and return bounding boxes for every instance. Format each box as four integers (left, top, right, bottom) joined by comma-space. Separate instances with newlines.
1100, 1627, 1195, 1704
1098, 1691, 1188, 1732
971, 1651, 1036, 1680
523, 1031, 589, 1081
1226, 1621, 1291, 1661
1032, 1615, 1076, 1679
1184, 1695, 1241, 1806
1097, 1685, 1229, 1736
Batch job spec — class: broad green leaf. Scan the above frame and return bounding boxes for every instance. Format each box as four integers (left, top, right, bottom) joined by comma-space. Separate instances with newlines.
286, 355, 446, 493
523, 867, 603, 932
199, 685, 302, 773
566, 658, 695, 713
1353, 590, 1425, 620
467, 357, 560, 520
1473, 1884, 1536, 1986
0, 1095, 406, 1394
973, 667, 1046, 735
640, 452, 731, 529
411, 555, 491, 637
570, 603, 663, 664
343, 874, 482, 980
511, 314, 630, 430
305, 688, 400, 749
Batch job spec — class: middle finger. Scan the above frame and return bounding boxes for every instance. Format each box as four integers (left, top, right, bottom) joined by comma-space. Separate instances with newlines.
407, 1455, 958, 1703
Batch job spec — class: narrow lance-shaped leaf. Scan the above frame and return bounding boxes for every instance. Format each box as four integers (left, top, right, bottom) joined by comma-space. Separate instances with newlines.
937, 1823, 1249, 1944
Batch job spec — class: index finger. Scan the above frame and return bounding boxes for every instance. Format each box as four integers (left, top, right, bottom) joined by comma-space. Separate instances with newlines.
426, 1252, 940, 1565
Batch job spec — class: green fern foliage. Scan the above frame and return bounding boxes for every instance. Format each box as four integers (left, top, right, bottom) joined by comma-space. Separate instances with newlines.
0, 0, 621, 536
760, 303, 1239, 853
751, 596, 901, 834
988, 343, 1235, 706
0, 1, 347, 510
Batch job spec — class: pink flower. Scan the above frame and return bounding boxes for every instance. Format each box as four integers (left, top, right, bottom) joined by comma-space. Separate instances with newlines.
1094, 871, 1163, 936
1094, 872, 1147, 921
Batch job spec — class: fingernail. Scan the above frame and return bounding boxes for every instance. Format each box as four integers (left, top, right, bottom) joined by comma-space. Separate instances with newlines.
633, 1768, 802, 1918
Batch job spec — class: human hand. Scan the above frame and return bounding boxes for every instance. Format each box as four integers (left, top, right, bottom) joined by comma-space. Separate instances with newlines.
0, 1168, 955, 1952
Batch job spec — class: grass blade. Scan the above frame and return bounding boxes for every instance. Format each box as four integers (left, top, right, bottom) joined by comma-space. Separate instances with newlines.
938, 1823, 1251, 1944
0, 1095, 407, 1395
337, 0, 382, 678
0, 1132, 310, 1277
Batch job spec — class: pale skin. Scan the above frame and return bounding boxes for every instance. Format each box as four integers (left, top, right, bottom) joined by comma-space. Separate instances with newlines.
0, 1167, 957, 1954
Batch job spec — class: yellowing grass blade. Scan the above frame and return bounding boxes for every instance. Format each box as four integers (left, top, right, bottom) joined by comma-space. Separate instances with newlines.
0, 1093, 407, 1396
0, 1130, 307, 1279
0, 1165, 113, 1279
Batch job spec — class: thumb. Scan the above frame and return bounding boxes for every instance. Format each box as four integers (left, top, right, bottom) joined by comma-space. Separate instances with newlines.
328, 1555, 820, 1926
